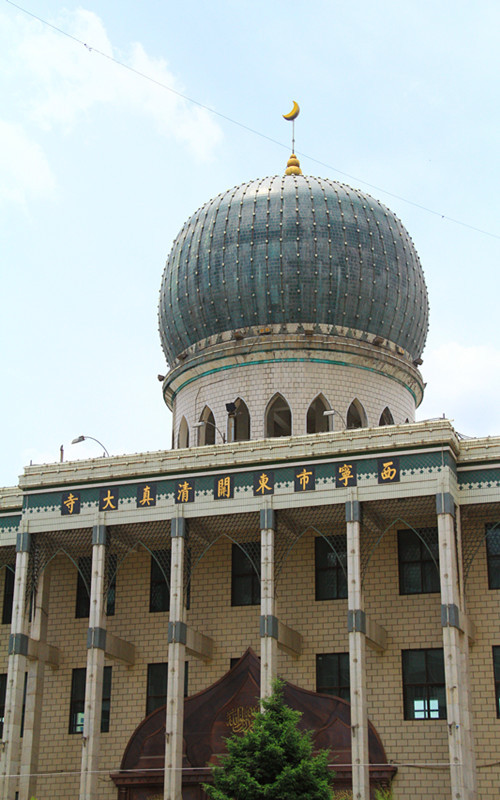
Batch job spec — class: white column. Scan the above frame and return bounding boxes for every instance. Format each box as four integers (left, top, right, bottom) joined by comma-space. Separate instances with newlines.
346, 499, 369, 800
164, 517, 187, 800
437, 491, 477, 800
79, 525, 107, 800
260, 508, 277, 701
19, 565, 51, 800
0, 527, 30, 800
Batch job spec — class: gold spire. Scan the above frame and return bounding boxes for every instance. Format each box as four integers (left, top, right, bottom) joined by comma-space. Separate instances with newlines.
285, 153, 302, 175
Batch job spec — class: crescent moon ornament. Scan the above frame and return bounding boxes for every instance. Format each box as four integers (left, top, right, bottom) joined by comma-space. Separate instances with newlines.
283, 101, 300, 121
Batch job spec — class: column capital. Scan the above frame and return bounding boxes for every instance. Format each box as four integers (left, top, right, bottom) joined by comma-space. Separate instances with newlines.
92, 525, 107, 546
16, 531, 31, 553
171, 517, 187, 538
260, 508, 275, 530
436, 492, 455, 517
345, 500, 361, 523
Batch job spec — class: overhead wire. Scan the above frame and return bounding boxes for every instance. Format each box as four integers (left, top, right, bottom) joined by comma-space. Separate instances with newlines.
3, 0, 500, 243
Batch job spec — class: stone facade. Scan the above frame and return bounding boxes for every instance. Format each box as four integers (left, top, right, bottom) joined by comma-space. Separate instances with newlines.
0, 422, 498, 799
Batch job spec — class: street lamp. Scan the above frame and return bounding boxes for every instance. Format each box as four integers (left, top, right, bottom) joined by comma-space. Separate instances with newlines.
193, 421, 226, 444
71, 435, 110, 457
323, 409, 347, 431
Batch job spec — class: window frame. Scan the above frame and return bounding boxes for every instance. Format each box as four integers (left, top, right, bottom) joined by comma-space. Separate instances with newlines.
2, 565, 15, 626
402, 648, 446, 721
316, 653, 350, 701
315, 535, 347, 601
486, 525, 500, 590
231, 542, 260, 606
146, 662, 188, 716
149, 550, 170, 613
0, 673, 6, 738
398, 528, 440, 595
493, 646, 500, 718
69, 666, 112, 734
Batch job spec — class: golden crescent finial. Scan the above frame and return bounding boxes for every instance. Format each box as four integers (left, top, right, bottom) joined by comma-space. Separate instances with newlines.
283, 100, 300, 121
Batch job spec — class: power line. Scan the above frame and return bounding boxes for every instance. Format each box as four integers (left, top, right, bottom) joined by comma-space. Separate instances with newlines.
4, 0, 500, 241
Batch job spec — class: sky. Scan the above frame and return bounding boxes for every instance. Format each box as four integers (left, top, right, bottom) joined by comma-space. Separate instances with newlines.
1, 0, 499, 487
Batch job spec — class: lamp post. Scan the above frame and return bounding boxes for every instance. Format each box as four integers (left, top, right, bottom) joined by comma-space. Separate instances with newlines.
323, 408, 347, 431
71, 435, 110, 457
193, 421, 226, 444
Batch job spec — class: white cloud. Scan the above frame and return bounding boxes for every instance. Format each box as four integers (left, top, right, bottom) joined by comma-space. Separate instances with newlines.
6, 8, 222, 159
418, 342, 500, 437
0, 119, 56, 205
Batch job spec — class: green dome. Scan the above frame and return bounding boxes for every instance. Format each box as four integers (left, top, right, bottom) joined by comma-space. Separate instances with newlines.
158, 175, 429, 364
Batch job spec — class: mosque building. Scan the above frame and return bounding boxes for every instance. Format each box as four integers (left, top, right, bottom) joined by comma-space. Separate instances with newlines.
0, 140, 498, 800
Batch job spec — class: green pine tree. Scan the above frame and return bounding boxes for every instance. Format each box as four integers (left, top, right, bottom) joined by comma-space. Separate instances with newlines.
204, 679, 334, 800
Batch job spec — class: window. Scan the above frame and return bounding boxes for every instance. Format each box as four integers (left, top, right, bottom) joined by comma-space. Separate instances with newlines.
198, 406, 216, 446
0, 673, 6, 738
227, 398, 250, 442
315, 536, 347, 600
178, 416, 190, 448
149, 550, 170, 613
346, 399, 367, 429
398, 528, 439, 595
402, 649, 446, 720
231, 542, 260, 606
379, 407, 394, 426
75, 555, 116, 618
486, 525, 500, 589
307, 396, 330, 434
69, 666, 112, 734
75, 557, 91, 618
316, 653, 350, 701
265, 394, 291, 438
146, 662, 188, 716
494, 647, 500, 718
2, 565, 14, 625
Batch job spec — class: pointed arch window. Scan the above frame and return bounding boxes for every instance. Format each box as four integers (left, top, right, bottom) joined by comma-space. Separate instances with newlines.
178, 417, 189, 449
265, 394, 291, 438
307, 395, 330, 434
227, 398, 250, 443
198, 406, 216, 446
346, 399, 367, 429
379, 407, 394, 426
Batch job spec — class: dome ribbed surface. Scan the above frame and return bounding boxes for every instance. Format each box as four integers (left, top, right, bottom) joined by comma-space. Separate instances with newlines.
158, 175, 428, 364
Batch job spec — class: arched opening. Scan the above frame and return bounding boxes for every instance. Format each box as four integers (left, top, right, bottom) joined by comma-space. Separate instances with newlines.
227, 398, 251, 443
346, 399, 367, 429
198, 406, 216, 446
265, 394, 292, 438
307, 395, 330, 434
177, 417, 189, 448
379, 407, 394, 426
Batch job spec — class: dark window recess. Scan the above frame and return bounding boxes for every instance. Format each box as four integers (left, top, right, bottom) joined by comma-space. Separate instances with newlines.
315, 536, 347, 601
2, 565, 15, 625
402, 649, 446, 720
75, 556, 91, 618
486, 525, 500, 589
76, 556, 116, 618
69, 666, 112, 734
149, 550, 170, 613
20, 671, 27, 738
231, 542, 260, 606
398, 528, 440, 595
0, 673, 6, 738
106, 554, 117, 617
316, 653, 350, 701
146, 662, 188, 716
493, 646, 500, 718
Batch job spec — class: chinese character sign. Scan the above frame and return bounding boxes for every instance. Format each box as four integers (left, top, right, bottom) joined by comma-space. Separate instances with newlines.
99, 488, 119, 511
214, 475, 234, 500
175, 480, 195, 504
61, 491, 80, 515
377, 457, 400, 484
137, 483, 157, 507
253, 470, 274, 496
294, 466, 315, 492
335, 462, 357, 488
